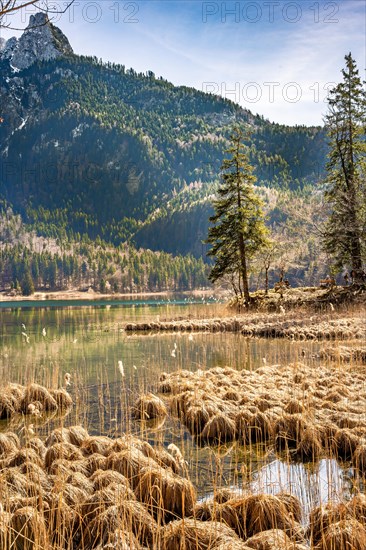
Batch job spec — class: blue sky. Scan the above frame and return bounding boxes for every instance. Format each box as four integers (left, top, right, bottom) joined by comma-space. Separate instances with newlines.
2, 0, 365, 125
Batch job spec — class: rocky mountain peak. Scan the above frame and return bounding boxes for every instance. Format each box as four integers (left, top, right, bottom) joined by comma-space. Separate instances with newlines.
0, 12, 73, 70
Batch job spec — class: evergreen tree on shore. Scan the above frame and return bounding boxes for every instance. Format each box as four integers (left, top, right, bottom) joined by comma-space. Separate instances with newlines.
206, 128, 268, 303
323, 53, 366, 280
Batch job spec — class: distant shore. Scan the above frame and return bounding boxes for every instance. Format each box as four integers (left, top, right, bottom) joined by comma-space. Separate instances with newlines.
0, 288, 218, 303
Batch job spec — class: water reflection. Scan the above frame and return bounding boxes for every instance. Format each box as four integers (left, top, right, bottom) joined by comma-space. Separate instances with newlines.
250, 457, 353, 522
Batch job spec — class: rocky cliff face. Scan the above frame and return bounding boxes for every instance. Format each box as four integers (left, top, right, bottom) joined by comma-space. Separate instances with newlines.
0, 12, 73, 69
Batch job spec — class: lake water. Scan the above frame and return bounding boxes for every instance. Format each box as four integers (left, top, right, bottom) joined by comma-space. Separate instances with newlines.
0, 296, 354, 520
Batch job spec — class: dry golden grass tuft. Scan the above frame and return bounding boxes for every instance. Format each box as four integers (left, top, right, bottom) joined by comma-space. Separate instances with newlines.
132, 392, 168, 421
10, 505, 49, 549
352, 444, 366, 474
244, 528, 295, 549
238, 493, 295, 539
160, 518, 240, 550
332, 428, 360, 460
134, 465, 196, 521
90, 468, 131, 491
81, 436, 113, 457
308, 502, 349, 546
200, 413, 236, 444
0, 433, 19, 458
44, 442, 84, 472
316, 518, 366, 550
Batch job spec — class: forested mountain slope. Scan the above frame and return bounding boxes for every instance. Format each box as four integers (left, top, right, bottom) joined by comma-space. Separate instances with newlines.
0, 14, 329, 292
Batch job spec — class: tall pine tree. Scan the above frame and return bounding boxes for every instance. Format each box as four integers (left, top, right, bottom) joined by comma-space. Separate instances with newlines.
323, 53, 366, 281
206, 128, 268, 303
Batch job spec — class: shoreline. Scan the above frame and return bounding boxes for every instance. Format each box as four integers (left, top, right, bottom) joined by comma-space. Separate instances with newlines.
0, 288, 219, 303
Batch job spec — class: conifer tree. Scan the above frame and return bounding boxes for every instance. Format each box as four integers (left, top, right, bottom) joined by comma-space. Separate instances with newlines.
206, 128, 268, 303
323, 53, 366, 281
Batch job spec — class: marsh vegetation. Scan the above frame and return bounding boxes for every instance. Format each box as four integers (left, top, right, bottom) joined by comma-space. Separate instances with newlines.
0, 297, 365, 548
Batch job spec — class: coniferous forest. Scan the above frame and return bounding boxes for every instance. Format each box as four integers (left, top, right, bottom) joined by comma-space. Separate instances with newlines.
0, 38, 364, 295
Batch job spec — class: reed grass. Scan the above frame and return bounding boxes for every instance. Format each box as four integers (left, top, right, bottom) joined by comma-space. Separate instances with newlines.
0, 301, 365, 549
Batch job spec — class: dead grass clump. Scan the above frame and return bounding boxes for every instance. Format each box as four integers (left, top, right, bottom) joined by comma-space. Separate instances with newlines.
223, 390, 240, 402
10, 505, 49, 549
44, 494, 80, 549
18, 462, 50, 492
6, 448, 43, 469
134, 466, 196, 521
0, 433, 19, 457
237, 493, 294, 539
276, 493, 302, 523
153, 446, 181, 474
194, 501, 214, 521
25, 438, 46, 460
317, 518, 366, 550
66, 471, 94, 494
346, 494, 366, 525
317, 423, 338, 451
110, 435, 157, 460
44, 442, 84, 472
185, 406, 211, 436
352, 444, 366, 474
236, 412, 272, 444
46, 458, 75, 478
308, 502, 348, 545
170, 391, 194, 419
274, 414, 308, 452
211, 502, 243, 534
78, 486, 117, 523
90, 468, 131, 490
1, 469, 30, 498
214, 488, 238, 504
331, 412, 364, 430
6, 496, 44, 514
0, 508, 11, 548
200, 413, 236, 444
67, 425, 89, 447
82, 453, 108, 476
294, 427, 323, 461
49, 388, 73, 410
255, 398, 275, 413
244, 528, 294, 550
52, 481, 89, 507
332, 429, 359, 460
95, 527, 142, 549
214, 543, 252, 550
106, 448, 152, 487
324, 390, 342, 403
117, 499, 158, 547
0, 393, 18, 419
284, 400, 305, 414
21, 383, 58, 412
105, 481, 136, 503
81, 436, 113, 457
160, 518, 240, 550
132, 393, 168, 420
45, 428, 71, 447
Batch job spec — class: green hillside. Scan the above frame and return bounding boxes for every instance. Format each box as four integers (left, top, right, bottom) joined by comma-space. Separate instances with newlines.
0, 50, 330, 293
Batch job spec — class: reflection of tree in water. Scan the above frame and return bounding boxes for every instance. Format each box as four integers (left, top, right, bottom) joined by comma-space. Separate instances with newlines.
249, 457, 354, 524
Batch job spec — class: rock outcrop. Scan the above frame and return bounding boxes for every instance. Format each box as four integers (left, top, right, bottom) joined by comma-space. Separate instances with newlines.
0, 12, 73, 70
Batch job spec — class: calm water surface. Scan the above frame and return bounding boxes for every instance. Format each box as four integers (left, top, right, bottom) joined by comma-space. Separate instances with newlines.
0, 297, 355, 519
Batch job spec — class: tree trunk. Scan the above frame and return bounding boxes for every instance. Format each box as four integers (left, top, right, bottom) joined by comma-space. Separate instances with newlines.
238, 234, 250, 303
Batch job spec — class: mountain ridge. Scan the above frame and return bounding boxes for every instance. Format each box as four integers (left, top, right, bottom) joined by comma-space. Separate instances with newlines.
0, 12, 73, 70
0, 14, 330, 291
